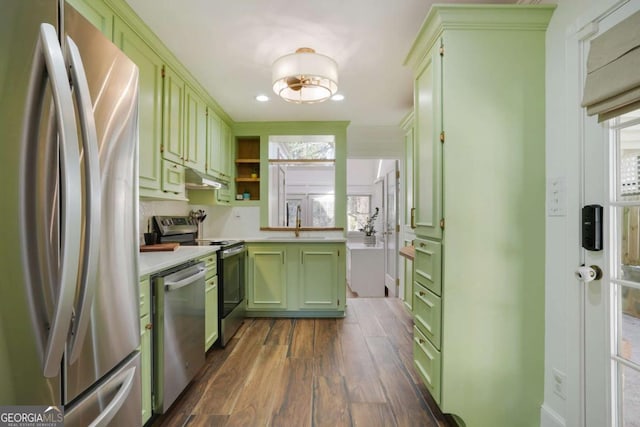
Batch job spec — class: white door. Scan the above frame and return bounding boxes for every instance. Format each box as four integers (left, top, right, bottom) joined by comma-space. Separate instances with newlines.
579, 3, 640, 425
384, 166, 399, 296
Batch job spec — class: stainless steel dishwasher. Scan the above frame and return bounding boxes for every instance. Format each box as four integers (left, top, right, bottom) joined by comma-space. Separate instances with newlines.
153, 261, 206, 413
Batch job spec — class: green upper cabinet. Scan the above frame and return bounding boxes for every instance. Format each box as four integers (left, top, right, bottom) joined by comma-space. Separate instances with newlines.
67, 0, 114, 38
402, 116, 415, 230
220, 121, 233, 180
113, 18, 163, 195
247, 246, 287, 310
414, 43, 443, 240
298, 246, 340, 310
206, 111, 223, 179
162, 65, 185, 165
184, 85, 207, 172
404, 5, 554, 427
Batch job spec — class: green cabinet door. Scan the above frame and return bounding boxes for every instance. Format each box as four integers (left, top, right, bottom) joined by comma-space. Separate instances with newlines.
404, 122, 415, 229
403, 239, 414, 311
247, 246, 287, 310
162, 65, 184, 165
184, 85, 207, 172
161, 160, 186, 198
140, 313, 152, 425
220, 121, 233, 180
414, 42, 443, 240
113, 18, 163, 194
67, 0, 114, 39
205, 275, 219, 350
206, 110, 221, 178
298, 246, 339, 310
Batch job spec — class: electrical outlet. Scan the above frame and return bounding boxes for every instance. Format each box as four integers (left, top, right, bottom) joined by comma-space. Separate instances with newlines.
552, 368, 566, 400
547, 177, 566, 217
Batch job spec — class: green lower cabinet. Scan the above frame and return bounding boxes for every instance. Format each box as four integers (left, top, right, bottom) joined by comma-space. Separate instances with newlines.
413, 325, 441, 405
298, 246, 339, 310
140, 313, 152, 425
403, 239, 414, 311
247, 246, 287, 310
246, 242, 345, 316
205, 275, 219, 350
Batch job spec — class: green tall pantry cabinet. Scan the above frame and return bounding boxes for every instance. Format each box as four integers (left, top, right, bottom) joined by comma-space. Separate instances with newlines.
404, 5, 554, 427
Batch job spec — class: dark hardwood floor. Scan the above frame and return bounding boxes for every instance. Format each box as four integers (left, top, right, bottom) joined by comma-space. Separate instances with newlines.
151, 298, 452, 427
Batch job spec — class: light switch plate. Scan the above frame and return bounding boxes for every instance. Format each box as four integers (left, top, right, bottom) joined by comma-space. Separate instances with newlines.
547, 177, 566, 217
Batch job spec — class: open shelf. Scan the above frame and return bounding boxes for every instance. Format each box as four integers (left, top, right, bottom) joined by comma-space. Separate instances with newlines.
236, 137, 260, 201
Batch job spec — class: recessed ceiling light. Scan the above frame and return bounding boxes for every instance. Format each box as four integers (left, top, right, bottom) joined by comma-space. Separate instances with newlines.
331, 94, 345, 101
255, 95, 269, 102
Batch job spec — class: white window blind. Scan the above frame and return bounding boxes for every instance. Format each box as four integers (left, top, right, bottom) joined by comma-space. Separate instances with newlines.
582, 10, 640, 122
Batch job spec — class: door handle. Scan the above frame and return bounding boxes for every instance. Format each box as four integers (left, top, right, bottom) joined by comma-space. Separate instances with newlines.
410, 207, 416, 229
65, 35, 102, 364
575, 265, 603, 282
22, 23, 82, 378
88, 366, 136, 427
165, 269, 206, 291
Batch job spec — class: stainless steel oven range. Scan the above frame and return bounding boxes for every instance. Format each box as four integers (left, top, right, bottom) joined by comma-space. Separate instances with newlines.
207, 240, 246, 347
152, 216, 246, 347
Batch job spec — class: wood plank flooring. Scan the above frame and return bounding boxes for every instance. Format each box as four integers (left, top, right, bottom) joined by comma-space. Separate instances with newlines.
151, 298, 452, 427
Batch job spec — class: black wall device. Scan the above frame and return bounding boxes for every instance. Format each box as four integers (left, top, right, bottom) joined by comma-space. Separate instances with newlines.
582, 204, 603, 251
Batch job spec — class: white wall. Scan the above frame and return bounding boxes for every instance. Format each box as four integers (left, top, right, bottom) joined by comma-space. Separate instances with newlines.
347, 159, 377, 195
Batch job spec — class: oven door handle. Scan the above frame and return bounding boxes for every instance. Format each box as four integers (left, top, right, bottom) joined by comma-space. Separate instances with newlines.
165, 268, 206, 292
221, 246, 247, 259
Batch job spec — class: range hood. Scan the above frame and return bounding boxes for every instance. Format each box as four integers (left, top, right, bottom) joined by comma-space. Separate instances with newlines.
185, 168, 228, 190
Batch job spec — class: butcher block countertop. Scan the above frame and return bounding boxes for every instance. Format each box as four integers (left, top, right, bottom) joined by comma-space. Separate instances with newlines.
139, 245, 219, 277
399, 245, 415, 261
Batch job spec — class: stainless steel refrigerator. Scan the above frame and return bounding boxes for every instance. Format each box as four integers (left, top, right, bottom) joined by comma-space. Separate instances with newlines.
0, 1, 141, 425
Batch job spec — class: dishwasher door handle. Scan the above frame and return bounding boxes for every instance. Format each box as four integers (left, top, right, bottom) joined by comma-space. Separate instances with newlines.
165, 268, 206, 292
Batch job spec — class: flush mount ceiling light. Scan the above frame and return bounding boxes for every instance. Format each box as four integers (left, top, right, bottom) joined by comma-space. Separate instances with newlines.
272, 47, 338, 104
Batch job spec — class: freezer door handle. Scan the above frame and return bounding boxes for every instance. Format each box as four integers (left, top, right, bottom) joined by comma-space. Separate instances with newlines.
88, 366, 136, 427
65, 35, 102, 364
165, 268, 206, 292
20, 23, 82, 378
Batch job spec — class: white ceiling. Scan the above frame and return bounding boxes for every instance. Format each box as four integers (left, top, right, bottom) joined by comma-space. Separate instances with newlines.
124, 0, 514, 143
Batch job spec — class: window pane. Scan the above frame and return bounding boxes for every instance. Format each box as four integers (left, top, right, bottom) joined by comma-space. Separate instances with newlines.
269, 135, 335, 160
310, 195, 335, 227
347, 195, 370, 232
619, 364, 640, 426
617, 122, 640, 200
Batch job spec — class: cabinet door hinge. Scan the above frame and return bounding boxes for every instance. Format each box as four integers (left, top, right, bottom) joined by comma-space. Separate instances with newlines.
396, 170, 400, 179
396, 278, 400, 286
338, 298, 340, 306
439, 46, 444, 56
160, 144, 164, 153
396, 224, 400, 233
440, 131, 445, 143
440, 218, 445, 230
338, 250, 340, 257
161, 65, 165, 78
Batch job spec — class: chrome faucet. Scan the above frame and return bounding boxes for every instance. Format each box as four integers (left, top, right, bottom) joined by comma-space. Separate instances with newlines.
295, 205, 302, 237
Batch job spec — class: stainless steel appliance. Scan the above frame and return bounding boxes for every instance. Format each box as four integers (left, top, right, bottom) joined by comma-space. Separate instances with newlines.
210, 240, 247, 347
0, 2, 141, 425
151, 216, 246, 347
153, 262, 206, 413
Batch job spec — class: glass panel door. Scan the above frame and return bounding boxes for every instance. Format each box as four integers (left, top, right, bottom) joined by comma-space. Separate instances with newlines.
610, 109, 640, 426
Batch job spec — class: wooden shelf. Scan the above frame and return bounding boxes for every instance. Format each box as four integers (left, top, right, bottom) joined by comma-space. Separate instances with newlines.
235, 177, 260, 182
235, 158, 260, 163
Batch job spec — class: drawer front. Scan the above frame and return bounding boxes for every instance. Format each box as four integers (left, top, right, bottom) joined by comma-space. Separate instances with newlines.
139, 276, 150, 318
200, 253, 218, 279
414, 326, 441, 404
414, 238, 442, 296
413, 283, 441, 349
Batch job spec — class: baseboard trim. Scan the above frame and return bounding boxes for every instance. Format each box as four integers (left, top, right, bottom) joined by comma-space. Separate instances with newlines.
540, 404, 566, 427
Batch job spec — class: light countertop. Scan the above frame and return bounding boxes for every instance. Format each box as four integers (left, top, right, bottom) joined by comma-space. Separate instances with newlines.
139, 245, 219, 277
199, 237, 347, 243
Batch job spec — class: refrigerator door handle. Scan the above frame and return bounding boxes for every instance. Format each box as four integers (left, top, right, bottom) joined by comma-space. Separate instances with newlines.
88, 366, 136, 427
65, 36, 102, 364
20, 23, 83, 378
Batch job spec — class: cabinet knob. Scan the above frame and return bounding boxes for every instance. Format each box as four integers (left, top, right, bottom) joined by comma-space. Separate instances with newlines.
419, 291, 426, 296
145, 323, 152, 330
419, 242, 426, 248
418, 338, 425, 345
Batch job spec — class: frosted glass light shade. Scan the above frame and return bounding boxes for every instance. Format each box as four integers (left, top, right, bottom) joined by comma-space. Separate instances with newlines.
272, 48, 338, 104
